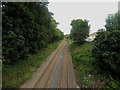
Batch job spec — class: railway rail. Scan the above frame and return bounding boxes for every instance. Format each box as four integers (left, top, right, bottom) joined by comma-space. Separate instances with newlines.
21, 39, 77, 88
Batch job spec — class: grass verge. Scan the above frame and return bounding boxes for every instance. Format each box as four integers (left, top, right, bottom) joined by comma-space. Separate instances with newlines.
69, 41, 120, 88
2, 40, 62, 88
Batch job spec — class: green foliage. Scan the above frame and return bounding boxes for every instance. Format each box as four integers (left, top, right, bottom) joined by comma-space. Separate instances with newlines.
64, 34, 70, 39
70, 19, 90, 45
70, 43, 106, 88
50, 19, 64, 41
105, 12, 120, 31
53, 28, 64, 41
91, 12, 120, 88
2, 40, 62, 88
2, 2, 64, 64
2, 30, 27, 64
107, 77, 119, 88
92, 30, 120, 76
92, 12, 120, 77
70, 41, 120, 88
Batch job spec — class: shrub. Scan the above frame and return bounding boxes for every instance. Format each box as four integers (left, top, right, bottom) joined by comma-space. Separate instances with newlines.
2, 30, 28, 64
92, 30, 120, 76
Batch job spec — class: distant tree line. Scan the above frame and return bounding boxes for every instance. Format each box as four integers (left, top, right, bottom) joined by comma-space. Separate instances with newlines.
2, 2, 64, 64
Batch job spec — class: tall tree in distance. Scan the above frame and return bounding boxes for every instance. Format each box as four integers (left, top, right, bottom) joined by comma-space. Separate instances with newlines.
105, 12, 120, 31
70, 19, 90, 45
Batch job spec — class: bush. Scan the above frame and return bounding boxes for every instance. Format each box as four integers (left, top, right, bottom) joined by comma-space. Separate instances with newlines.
2, 30, 28, 64
92, 30, 120, 76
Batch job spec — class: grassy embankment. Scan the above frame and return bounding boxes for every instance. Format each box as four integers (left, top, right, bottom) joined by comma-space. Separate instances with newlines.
3, 40, 62, 88
69, 39, 120, 88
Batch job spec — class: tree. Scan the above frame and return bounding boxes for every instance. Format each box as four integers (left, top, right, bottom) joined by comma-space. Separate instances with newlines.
70, 19, 90, 45
105, 12, 120, 31
2, 2, 64, 64
92, 12, 120, 77
92, 30, 120, 76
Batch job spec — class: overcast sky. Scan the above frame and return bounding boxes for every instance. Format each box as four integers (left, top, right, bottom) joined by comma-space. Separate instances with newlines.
48, 1, 118, 34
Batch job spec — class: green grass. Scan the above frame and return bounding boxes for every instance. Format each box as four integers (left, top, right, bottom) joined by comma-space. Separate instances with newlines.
69, 41, 118, 88
70, 42, 104, 88
2, 40, 62, 88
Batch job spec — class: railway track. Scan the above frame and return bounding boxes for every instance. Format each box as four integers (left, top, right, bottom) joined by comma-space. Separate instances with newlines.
22, 38, 77, 88
34, 40, 64, 88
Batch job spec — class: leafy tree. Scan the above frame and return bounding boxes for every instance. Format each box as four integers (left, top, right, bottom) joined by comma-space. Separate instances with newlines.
2, 2, 28, 63
105, 12, 120, 31
70, 19, 90, 45
92, 30, 120, 76
92, 12, 120, 77
49, 18, 64, 41
2, 2, 64, 64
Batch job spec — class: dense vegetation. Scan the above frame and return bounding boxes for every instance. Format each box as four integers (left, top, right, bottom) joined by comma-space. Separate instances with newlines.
105, 12, 120, 31
3, 40, 62, 88
2, 2, 64, 64
70, 41, 120, 88
92, 12, 120, 78
70, 42, 106, 88
92, 30, 120, 76
70, 19, 90, 45
2, 2, 64, 88
69, 12, 120, 88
